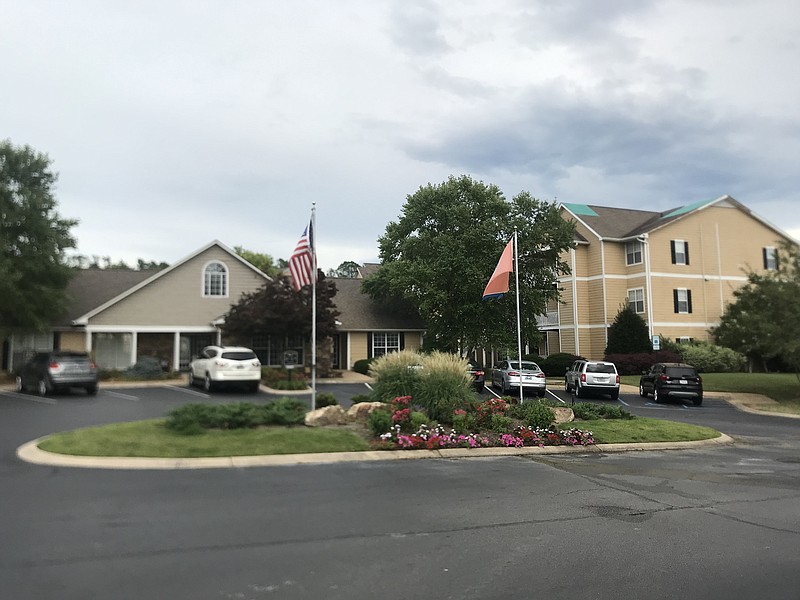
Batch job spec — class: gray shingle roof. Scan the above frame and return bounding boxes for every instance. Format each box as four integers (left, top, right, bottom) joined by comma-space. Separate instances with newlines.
332, 278, 426, 331
54, 269, 157, 327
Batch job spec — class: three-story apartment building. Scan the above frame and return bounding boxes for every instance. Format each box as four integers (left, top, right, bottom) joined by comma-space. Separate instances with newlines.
539, 195, 795, 360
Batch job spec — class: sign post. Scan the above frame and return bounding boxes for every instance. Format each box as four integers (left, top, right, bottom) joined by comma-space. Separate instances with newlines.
283, 350, 299, 382
652, 335, 661, 351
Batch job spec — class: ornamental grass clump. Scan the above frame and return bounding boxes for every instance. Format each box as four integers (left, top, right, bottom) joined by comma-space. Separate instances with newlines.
368, 350, 423, 402
414, 351, 475, 423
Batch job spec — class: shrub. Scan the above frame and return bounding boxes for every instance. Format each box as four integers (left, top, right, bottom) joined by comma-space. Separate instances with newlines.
126, 356, 165, 379
368, 350, 423, 402
452, 410, 476, 433
410, 411, 430, 431
353, 358, 375, 375
489, 413, 514, 433
270, 380, 308, 390
165, 403, 218, 435
509, 400, 555, 429
349, 394, 373, 404
474, 398, 509, 427
262, 398, 307, 426
367, 409, 393, 437
678, 342, 746, 373
414, 351, 474, 424
534, 353, 584, 377
315, 392, 338, 408
604, 350, 682, 375
572, 402, 633, 420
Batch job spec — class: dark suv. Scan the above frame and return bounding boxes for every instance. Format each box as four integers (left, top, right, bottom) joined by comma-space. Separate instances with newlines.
467, 361, 485, 392
15, 351, 99, 396
639, 362, 702, 405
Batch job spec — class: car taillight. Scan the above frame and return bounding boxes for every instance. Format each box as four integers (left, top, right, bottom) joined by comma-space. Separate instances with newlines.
474, 370, 484, 377
536, 373, 545, 379
49, 361, 60, 370
580, 373, 586, 382
508, 371, 519, 377
616, 375, 620, 384
659, 374, 668, 382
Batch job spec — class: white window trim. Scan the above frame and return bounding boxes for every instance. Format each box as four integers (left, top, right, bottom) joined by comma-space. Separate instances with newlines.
675, 288, 690, 314
764, 246, 778, 271
627, 287, 645, 314
625, 240, 643, 266
372, 331, 400, 357
672, 239, 688, 265
202, 261, 229, 298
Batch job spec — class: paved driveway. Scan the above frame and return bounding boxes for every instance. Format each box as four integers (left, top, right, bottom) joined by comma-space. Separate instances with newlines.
2, 384, 800, 599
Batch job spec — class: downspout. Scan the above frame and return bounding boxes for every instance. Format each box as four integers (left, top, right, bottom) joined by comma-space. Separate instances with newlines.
571, 248, 579, 356
600, 240, 608, 346
641, 234, 654, 338
716, 223, 724, 315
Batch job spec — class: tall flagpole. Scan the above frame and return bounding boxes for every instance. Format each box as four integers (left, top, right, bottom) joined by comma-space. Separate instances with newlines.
514, 228, 523, 405
311, 202, 317, 411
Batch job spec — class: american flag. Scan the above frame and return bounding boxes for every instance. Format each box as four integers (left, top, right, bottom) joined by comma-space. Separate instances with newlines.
289, 222, 314, 291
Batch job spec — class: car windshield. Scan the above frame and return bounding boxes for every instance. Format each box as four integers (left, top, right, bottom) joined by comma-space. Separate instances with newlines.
586, 363, 616, 374
221, 351, 257, 361
666, 367, 698, 378
508, 361, 539, 371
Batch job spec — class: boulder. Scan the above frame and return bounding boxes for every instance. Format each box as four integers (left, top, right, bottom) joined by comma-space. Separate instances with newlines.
305, 405, 347, 427
552, 407, 575, 424
346, 402, 387, 423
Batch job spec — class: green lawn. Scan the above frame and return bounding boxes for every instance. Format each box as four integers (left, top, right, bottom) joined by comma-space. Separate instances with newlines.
38, 420, 372, 458
621, 372, 800, 404
566, 417, 721, 444
38, 416, 722, 458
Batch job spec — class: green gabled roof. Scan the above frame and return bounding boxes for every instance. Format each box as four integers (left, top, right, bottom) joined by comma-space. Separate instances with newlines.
661, 198, 714, 219
563, 203, 599, 217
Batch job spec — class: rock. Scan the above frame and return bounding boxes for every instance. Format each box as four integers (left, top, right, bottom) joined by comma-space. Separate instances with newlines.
346, 402, 387, 423
552, 407, 574, 424
305, 405, 347, 427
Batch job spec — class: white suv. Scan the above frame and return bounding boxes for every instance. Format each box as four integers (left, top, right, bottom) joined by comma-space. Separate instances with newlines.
188, 346, 262, 392
565, 360, 620, 400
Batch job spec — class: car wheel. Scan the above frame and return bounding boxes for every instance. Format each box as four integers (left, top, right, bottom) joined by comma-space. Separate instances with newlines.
575, 383, 583, 398
693, 395, 703, 406
249, 381, 260, 393
501, 378, 509, 395
639, 384, 647, 398
204, 374, 215, 393
188, 371, 196, 388
537, 390, 545, 398
15, 376, 24, 393
610, 391, 619, 401
86, 385, 98, 396
565, 379, 571, 393
37, 378, 49, 397
475, 382, 485, 393
653, 388, 661, 403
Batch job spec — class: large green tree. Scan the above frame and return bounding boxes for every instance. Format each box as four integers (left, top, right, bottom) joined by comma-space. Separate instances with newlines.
234, 246, 280, 277
222, 271, 339, 345
1, 140, 76, 333
362, 175, 575, 352
604, 303, 652, 355
714, 241, 800, 373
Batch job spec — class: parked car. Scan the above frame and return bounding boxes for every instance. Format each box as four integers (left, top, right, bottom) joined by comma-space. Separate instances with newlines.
491, 359, 547, 397
639, 362, 703, 405
188, 346, 262, 392
467, 361, 485, 392
565, 360, 620, 400
15, 351, 98, 396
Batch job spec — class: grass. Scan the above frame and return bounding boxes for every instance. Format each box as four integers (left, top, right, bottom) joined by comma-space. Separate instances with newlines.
565, 417, 721, 444
38, 420, 371, 458
37, 415, 723, 458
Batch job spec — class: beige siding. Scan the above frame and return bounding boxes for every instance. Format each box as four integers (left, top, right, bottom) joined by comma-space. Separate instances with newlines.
88, 246, 267, 327
59, 331, 86, 352
349, 332, 369, 366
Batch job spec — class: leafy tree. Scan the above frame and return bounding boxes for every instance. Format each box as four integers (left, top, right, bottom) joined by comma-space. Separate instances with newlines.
222, 271, 339, 347
0, 140, 76, 333
327, 260, 360, 278
714, 241, 800, 374
605, 303, 651, 355
362, 175, 575, 352
234, 246, 280, 277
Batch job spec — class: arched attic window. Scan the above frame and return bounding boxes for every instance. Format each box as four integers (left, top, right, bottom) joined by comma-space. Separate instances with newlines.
203, 261, 228, 297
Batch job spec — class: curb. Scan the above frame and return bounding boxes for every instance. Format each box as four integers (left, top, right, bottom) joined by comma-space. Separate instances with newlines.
16, 433, 735, 471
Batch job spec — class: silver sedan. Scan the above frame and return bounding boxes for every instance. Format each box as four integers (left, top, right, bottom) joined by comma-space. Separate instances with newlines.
491, 360, 547, 397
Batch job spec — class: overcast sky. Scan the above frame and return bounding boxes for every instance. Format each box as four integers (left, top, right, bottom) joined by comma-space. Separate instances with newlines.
3, 0, 799, 271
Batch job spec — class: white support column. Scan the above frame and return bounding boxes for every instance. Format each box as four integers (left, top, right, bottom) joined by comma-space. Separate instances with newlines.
130, 331, 138, 367
85, 329, 92, 353
346, 332, 351, 370
173, 332, 181, 372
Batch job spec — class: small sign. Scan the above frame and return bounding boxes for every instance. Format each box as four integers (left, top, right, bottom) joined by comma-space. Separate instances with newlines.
652, 335, 661, 351
283, 350, 299, 367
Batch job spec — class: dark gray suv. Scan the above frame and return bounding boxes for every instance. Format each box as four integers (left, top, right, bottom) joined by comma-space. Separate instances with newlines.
639, 362, 702, 405
15, 351, 99, 396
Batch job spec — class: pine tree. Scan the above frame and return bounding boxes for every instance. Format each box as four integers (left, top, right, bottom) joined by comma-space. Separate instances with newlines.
605, 303, 651, 355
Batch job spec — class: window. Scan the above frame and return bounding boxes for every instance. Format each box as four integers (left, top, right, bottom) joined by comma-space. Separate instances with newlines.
203, 262, 228, 296
627, 288, 645, 313
673, 288, 692, 314
372, 332, 401, 357
677, 336, 694, 344
763, 247, 778, 271
671, 240, 689, 265
625, 240, 643, 265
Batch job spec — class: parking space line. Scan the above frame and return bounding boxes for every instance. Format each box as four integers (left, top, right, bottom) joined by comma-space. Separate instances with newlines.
617, 397, 629, 406
547, 389, 566, 404
166, 385, 211, 399
105, 391, 140, 401
0, 391, 57, 405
